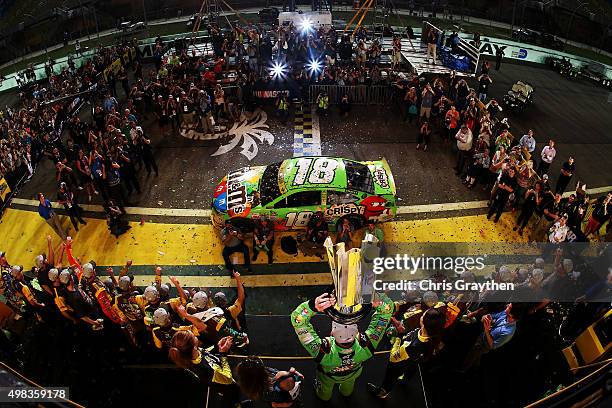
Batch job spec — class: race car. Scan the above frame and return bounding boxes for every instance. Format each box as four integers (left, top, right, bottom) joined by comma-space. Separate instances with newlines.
211, 157, 397, 231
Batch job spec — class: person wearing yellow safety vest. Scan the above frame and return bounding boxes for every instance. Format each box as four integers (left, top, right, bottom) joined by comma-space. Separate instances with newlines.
368, 308, 446, 399
276, 94, 289, 124
316, 91, 329, 116
169, 331, 239, 407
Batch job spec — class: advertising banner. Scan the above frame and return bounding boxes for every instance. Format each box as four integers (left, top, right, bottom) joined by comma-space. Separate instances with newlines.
0, 177, 10, 202
103, 48, 135, 81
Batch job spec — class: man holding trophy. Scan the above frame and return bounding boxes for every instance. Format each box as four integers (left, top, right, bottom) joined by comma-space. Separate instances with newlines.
290, 234, 394, 401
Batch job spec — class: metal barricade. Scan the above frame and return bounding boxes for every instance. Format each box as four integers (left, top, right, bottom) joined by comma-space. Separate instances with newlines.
308, 85, 391, 105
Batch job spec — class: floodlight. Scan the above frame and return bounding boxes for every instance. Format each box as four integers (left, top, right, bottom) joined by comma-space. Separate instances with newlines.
270, 62, 287, 79
307, 59, 322, 75
300, 18, 313, 34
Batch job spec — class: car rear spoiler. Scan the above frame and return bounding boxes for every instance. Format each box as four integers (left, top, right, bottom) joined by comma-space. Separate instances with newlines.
380, 157, 397, 196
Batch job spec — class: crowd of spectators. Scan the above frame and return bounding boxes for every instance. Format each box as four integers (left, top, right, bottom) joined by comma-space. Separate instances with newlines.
0, 234, 308, 407
1, 234, 610, 406
1, 40, 160, 236
142, 22, 402, 140
2, 18, 610, 244
391, 63, 610, 242
0, 18, 610, 407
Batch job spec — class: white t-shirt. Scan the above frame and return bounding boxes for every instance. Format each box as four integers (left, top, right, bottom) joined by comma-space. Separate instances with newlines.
549, 222, 569, 243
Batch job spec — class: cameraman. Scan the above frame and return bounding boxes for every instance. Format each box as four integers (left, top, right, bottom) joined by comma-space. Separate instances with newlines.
221, 220, 252, 275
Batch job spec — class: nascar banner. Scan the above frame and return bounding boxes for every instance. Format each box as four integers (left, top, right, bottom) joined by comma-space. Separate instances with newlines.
0, 177, 10, 202
103, 48, 135, 81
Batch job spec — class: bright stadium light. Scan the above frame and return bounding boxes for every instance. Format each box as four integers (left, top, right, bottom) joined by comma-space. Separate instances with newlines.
307, 59, 322, 75
270, 62, 287, 80
299, 18, 313, 34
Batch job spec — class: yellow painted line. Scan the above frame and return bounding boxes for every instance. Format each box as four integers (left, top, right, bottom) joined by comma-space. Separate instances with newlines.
10, 198, 211, 218
0, 207, 532, 268
133, 273, 332, 288
396, 200, 489, 214
132, 263, 551, 289
0, 208, 317, 267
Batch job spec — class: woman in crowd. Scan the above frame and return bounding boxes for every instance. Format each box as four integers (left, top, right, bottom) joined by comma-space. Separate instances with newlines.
169, 331, 239, 407
368, 308, 446, 399
487, 145, 508, 191
236, 356, 304, 407
336, 217, 354, 249
75, 148, 98, 202
404, 86, 418, 124
417, 121, 431, 151
214, 84, 226, 121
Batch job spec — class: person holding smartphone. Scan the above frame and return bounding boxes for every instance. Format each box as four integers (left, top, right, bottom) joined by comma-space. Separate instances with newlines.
336, 218, 354, 249
236, 356, 304, 407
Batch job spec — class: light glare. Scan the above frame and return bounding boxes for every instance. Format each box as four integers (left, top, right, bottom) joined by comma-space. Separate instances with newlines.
300, 18, 313, 33
270, 62, 287, 79
307, 59, 322, 75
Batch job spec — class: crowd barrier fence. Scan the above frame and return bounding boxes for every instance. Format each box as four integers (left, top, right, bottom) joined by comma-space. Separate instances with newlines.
308, 84, 392, 105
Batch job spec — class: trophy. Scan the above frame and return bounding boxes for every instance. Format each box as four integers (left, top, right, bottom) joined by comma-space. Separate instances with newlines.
323, 234, 381, 324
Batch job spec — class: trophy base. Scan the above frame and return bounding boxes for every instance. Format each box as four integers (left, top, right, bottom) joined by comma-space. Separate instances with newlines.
324, 304, 373, 325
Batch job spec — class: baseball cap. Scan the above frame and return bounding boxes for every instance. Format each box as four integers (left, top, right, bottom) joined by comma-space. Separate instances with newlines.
422, 291, 439, 307
159, 283, 170, 299
59, 269, 71, 285
193, 291, 209, 310
118, 276, 131, 291
497, 265, 512, 283
153, 308, 171, 327
517, 268, 529, 282
531, 269, 544, 285
10, 265, 23, 277
462, 271, 476, 282
213, 292, 227, 307
34, 254, 45, 268
144, 286, 160, 302
102, 278, 114, 292
82, 263, 95, 278
534, 258, 545, 269
48, 268, 59, 282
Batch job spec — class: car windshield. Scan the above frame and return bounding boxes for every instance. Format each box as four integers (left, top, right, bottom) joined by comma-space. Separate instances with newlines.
344, 160, 374, 194
259, 161, 282, 205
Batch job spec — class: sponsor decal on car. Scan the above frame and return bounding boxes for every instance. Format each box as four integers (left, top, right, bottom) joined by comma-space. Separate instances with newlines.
361, 196, 388, 219
324, 203, 365, 217
373, 167, 390, 189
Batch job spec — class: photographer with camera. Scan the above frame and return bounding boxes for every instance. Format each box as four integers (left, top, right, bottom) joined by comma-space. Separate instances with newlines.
221, 220, 252, 275
444, 105, 460, 142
